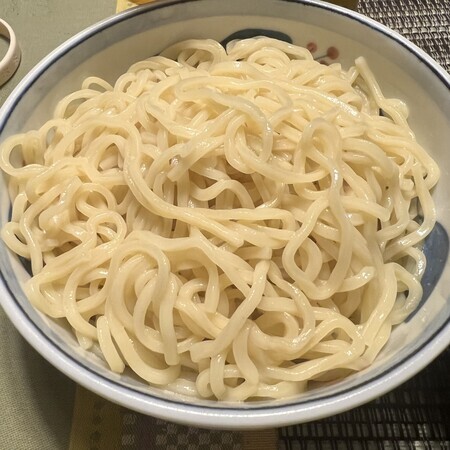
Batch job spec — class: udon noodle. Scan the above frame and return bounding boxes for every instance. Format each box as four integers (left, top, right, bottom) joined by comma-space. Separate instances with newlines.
0, 38, 440, 401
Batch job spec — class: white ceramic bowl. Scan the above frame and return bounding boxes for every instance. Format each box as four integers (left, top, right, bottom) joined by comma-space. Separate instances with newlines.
0, 0, 449, 429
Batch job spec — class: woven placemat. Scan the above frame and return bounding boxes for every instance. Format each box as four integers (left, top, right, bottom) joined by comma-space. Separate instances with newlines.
358, 0, 449, 72
279, 347, 450, 450
66, 1, 450, 448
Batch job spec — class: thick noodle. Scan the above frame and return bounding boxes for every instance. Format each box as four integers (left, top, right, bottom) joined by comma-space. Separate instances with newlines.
0, 38, 439, 401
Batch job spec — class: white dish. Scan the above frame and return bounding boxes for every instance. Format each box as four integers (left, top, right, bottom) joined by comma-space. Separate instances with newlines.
0, 0, 449, 429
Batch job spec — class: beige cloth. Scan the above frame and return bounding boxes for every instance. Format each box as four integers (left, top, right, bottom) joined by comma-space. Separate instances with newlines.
0, 307, 75, 449
0, 0, 115, 104
116, 0, 358, 12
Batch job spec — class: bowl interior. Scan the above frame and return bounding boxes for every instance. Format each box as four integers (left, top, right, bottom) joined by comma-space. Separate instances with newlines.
0, 0, 449, 427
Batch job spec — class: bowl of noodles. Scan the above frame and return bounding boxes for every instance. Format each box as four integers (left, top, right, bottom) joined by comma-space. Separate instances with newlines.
0, 0, 449, 429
